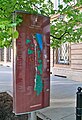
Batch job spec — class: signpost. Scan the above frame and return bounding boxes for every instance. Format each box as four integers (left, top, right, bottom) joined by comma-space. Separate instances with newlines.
13, 11, 50, 117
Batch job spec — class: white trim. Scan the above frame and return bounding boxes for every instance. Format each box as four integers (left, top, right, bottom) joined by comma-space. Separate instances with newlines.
0, 47, 13, 67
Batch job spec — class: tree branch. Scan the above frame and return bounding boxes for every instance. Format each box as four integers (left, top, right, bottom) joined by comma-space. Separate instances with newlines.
50, 29, 67, 40
50, 34, 61, 40
60, 29, 67, 39
51, 29, 72, 41
32, 4, 49, 16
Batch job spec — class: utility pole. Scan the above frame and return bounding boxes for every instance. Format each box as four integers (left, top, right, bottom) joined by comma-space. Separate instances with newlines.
28, 112, 37, 120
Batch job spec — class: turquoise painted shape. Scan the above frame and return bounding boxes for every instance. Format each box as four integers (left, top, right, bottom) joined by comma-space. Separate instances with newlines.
37, 64, 42, 74
31, 44, 34, 47
26, 39, 31, 44
35, 33, 43, 51
28, 49, 34, 54
38, 60, 42, 63
37, 51, 41, 58
34, 75, 43, 96
34, 33, 43, 95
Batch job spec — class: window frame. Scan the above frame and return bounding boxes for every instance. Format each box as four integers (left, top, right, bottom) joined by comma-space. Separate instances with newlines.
57, 42, 70, 65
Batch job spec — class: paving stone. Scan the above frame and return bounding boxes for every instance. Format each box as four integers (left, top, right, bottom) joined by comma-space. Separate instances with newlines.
39, 76, 82, 120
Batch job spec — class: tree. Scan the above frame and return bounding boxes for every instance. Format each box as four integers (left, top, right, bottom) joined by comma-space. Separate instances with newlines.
0, 0, 82, 48
0, 0, 54, 47
51, 0, 82, 48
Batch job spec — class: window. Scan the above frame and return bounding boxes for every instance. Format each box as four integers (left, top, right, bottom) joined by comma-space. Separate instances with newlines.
7, 48, 11, 62
54, 0, 65, 10
0, 48, 4, 61
54, 0, 61, 10
58, 0, 60, 6
57, 43, 70, 64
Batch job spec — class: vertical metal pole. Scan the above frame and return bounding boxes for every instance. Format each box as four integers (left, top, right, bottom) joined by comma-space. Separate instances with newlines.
28, 112, 37, 120
31, 112, 37, 120
76, 87, 82, 120
28, 113, 31, 120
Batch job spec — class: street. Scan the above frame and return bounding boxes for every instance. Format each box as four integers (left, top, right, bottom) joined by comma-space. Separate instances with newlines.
0, 66, 82, 119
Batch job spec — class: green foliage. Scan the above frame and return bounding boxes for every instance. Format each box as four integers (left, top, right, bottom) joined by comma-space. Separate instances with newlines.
13, 31, 19, 39
63, 0, 72, 3
0, 0, 54, 47
50, 0, 82, 48
0, 0, 82, 48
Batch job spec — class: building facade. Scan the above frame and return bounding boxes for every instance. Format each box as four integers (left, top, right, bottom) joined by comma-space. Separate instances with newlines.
0, 47, 13, 67
51, 0, 82, 81
52, 43, 82, 81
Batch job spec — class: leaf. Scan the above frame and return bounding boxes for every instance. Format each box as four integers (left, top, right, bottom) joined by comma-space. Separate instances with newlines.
13, 31, 19, 39
58, 5, 63, 9
0, 25, 5, 29
10, 23, 17, 27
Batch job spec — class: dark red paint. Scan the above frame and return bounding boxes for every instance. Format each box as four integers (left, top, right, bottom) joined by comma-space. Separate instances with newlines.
13, 11, 50, 115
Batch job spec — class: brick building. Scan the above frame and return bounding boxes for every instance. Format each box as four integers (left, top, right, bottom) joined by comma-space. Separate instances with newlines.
51, 0, 82, 81
52, 43, 82, 81
0, 48, 13, 67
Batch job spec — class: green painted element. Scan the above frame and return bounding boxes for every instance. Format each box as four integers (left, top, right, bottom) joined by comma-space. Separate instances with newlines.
31, 44, 34, 47
26, 39, 31, 44
34, 36, 43, 95
37, 64, 42, 74
28, 49, 34, 54
37, 50, 41, 58
34, 74, 43, 96
38, 60, 42, 63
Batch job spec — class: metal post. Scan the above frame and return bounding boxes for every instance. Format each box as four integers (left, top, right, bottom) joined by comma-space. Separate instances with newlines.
31, 112, 37, 120
76, 87, 82, 120
28, 113, 31, 120
28, 112, 37, 120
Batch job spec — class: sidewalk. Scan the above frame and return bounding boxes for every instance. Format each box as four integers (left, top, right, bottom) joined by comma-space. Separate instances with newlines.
0, 66, 82, 120
38, 75, 82, 120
